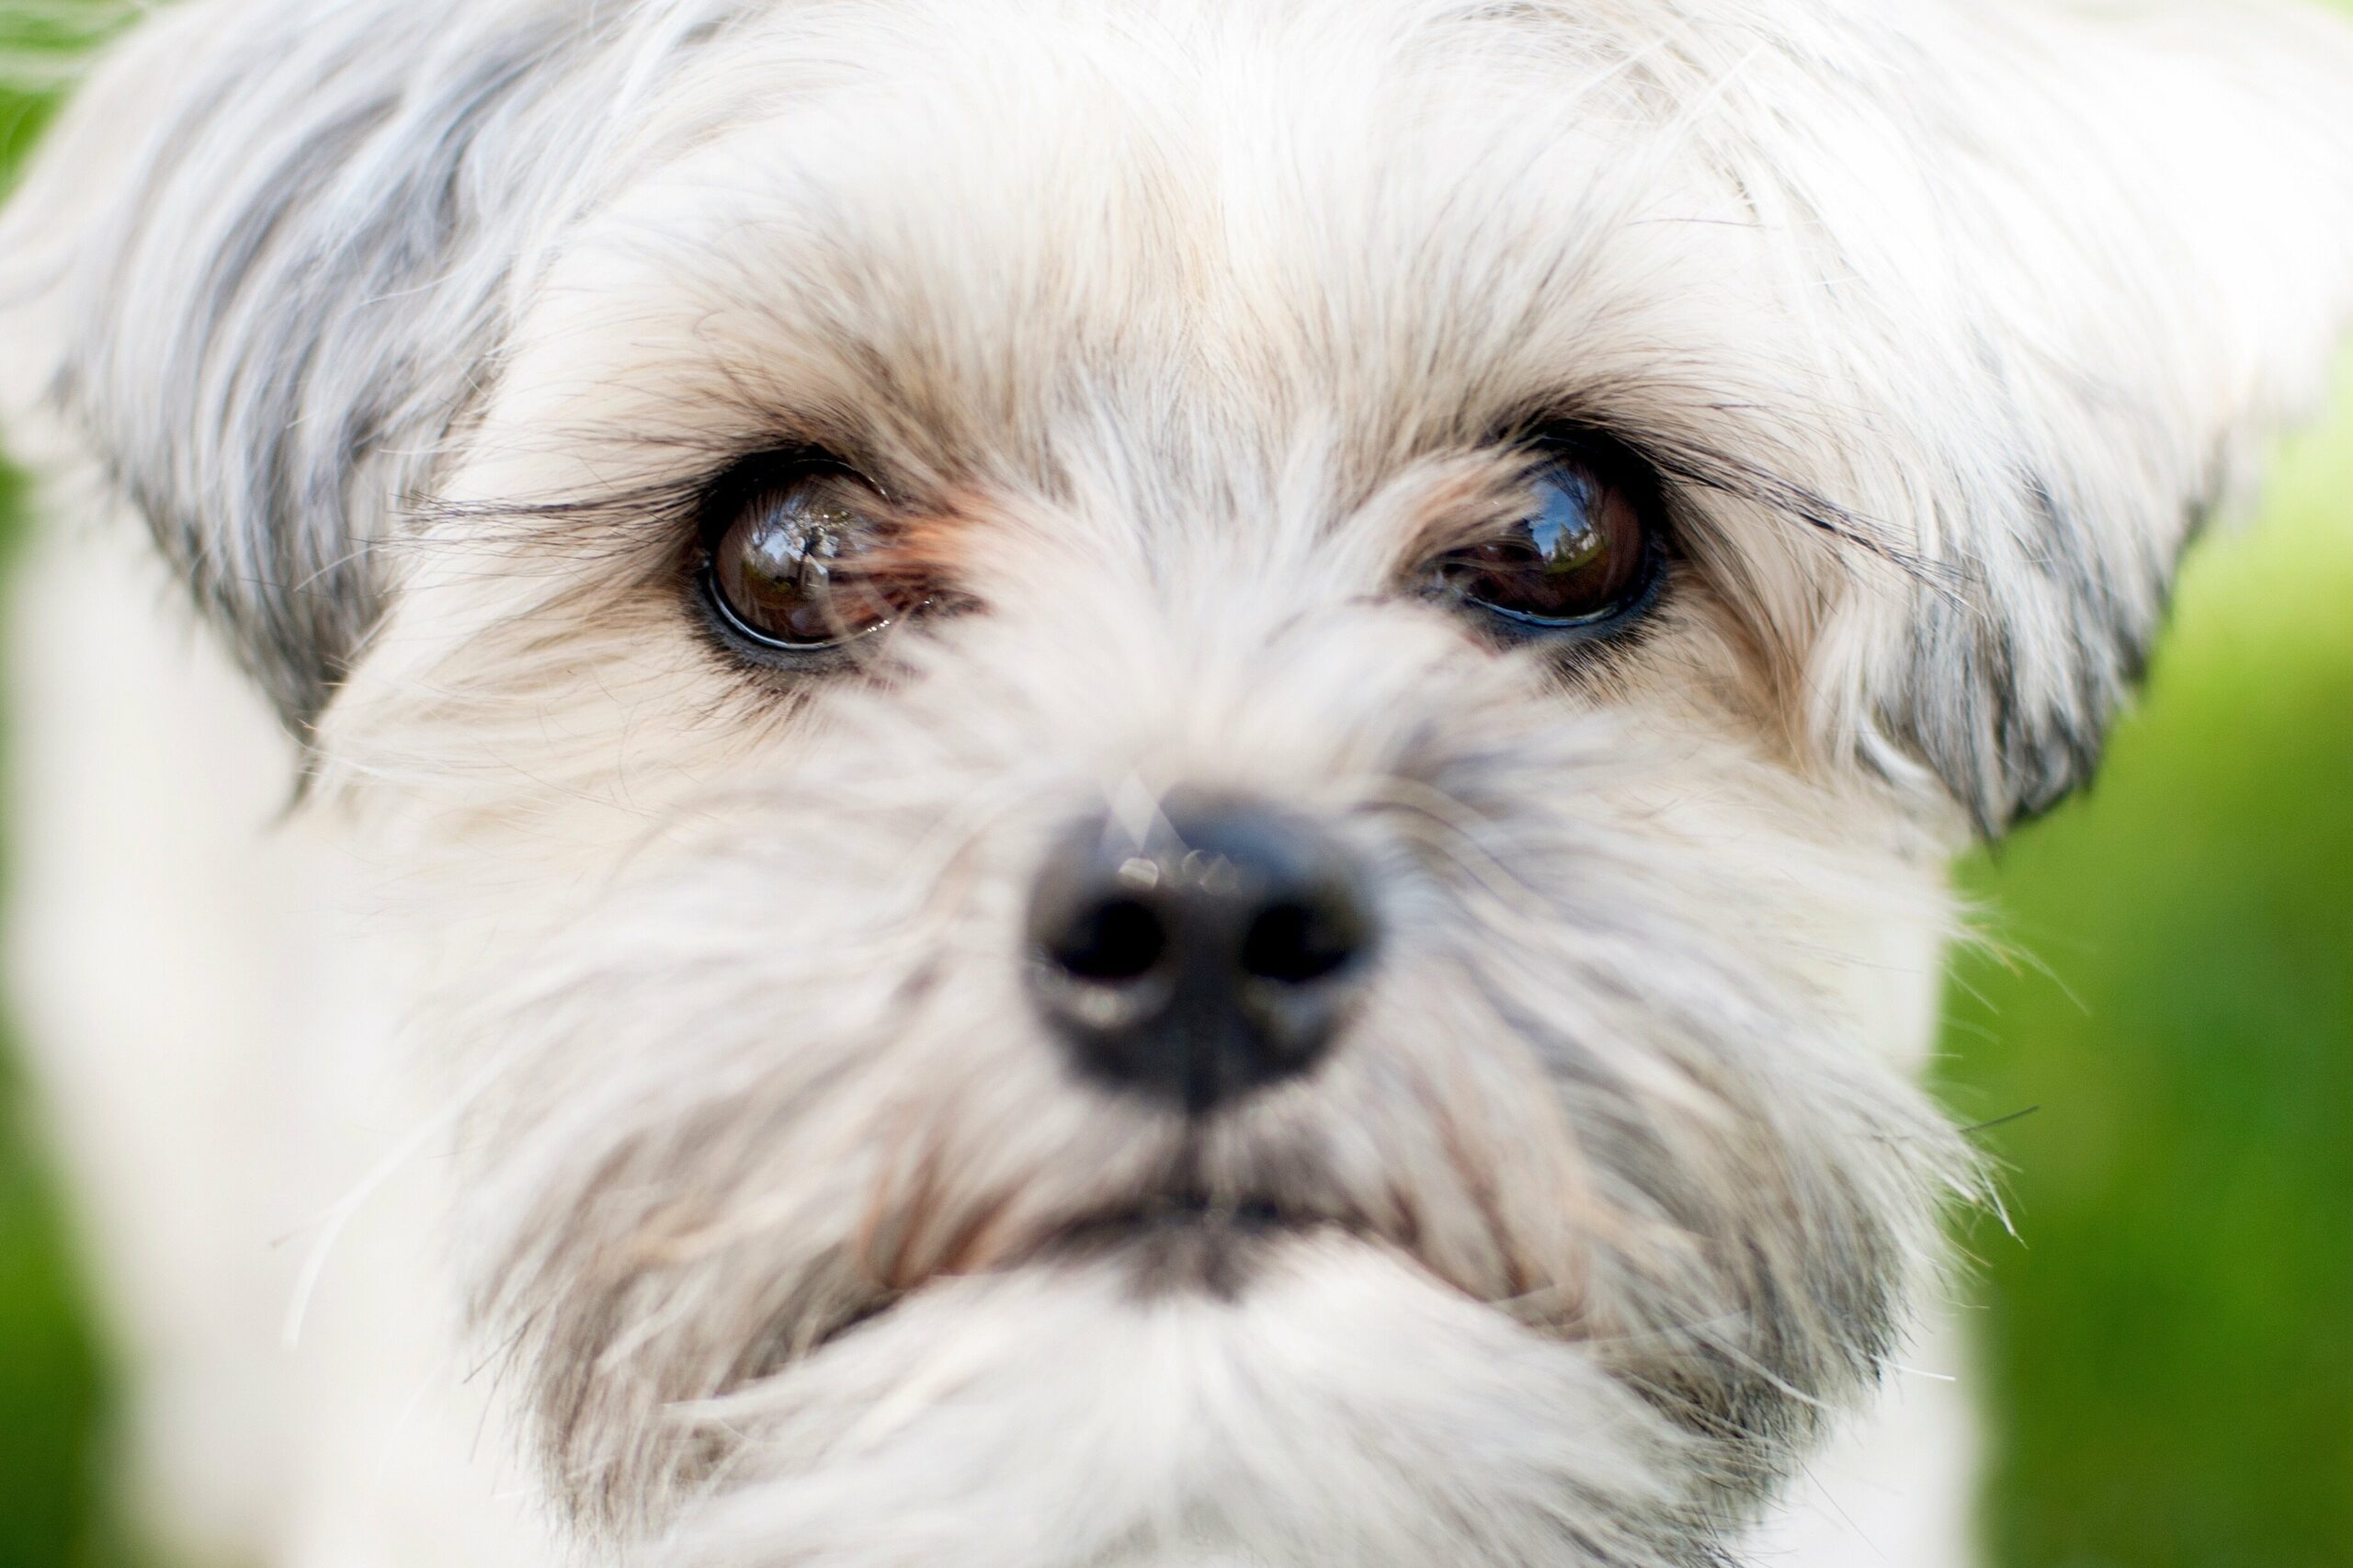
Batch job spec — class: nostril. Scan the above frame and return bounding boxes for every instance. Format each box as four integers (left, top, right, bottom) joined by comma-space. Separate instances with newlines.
1049, 896, 1168, 983
1239, 898, 1361, 985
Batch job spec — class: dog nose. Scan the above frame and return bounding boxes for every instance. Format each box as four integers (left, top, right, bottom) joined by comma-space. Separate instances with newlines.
1025, 793, 1379, 1113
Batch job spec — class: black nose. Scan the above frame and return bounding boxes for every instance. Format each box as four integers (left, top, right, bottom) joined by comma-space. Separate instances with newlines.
1026, 793, 1379, 1113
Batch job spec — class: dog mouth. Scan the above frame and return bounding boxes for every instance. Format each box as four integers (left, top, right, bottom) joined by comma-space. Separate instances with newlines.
1062, 1191, 1298, 1234
1050, 1192, 1335, 1298
1055, 1189, 1319, 1247
802, 1127, 1506, 1360
798, 1190, 1338, 1361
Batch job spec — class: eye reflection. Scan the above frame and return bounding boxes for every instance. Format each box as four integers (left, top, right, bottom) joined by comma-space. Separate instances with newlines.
1436, 454, 1656, 630
703, 464, 916, 652
1523, 469, 1611, 579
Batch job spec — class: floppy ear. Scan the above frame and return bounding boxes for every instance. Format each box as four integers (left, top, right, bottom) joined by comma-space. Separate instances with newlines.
0, 0, 649, 733
1839, 0, 2353, 835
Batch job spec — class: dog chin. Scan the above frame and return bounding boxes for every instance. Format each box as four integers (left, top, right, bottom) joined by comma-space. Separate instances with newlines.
650, 1231, 1706, 1568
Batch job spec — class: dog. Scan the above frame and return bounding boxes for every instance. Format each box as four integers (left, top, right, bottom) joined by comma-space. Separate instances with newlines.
2, 0, 2349, 1563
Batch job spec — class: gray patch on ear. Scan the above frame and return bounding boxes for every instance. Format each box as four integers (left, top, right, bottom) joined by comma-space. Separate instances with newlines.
39, 5, 587, 731
1881, 473, 2205, 837
20, 0, 752, 733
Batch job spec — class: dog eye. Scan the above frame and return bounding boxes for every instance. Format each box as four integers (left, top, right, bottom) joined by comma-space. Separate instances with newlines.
1431, 449, 1664, 641
700, 463, 923, 654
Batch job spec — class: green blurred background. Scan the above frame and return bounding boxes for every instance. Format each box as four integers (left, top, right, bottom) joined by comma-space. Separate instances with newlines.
1, 5, 2348, 1566
2, 18, 125, 1568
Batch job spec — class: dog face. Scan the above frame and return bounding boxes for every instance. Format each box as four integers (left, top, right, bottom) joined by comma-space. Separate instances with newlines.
6, 0, 2351, 1563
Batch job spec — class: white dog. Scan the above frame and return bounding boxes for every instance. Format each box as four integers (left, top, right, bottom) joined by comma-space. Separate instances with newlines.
2, 1, 2348, 1564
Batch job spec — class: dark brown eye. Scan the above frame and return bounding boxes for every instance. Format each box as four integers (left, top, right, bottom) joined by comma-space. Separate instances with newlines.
702, 464, 922, 653
1435, 452, 1662, 636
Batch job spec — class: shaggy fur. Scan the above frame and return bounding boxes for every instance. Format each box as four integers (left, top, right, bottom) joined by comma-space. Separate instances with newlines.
2, 1, 2350, 1564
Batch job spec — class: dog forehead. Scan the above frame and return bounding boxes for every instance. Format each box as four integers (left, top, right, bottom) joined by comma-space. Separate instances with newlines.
497, 0, 1780, 484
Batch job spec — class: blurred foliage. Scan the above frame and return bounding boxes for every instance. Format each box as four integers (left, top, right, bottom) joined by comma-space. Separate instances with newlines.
1, 28, 128, 1568
0, 5, 102, 174
0, 4, 2348, 1568
0, 488, 119, 1568
1942, 382, 2353, 1568
0, 1018, 114, 1568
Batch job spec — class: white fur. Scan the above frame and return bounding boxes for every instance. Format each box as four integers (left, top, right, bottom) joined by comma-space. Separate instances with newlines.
4, 1, 2351, 1564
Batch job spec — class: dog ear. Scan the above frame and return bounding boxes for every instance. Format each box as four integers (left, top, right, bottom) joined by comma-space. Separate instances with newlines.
1847, 2, 2353, 835
0, 0, 619, 734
